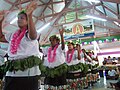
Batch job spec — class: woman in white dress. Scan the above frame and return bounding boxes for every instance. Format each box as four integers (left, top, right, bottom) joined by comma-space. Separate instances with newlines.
0, 2, 41, 90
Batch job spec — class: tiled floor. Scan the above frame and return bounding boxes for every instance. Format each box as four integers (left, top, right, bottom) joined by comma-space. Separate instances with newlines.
39, 76, 118, 90
84, 77, 117, 90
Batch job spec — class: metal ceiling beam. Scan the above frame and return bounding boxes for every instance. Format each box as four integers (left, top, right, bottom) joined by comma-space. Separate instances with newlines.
53, 0, 73, 26
101, 1, 107, 15
95, 8, 105, 15
89, 13, 120, 23
41, 0, 73, 42
15, 0, 32, 5
102, 4, 120, 18
38, 3, 101, 20
94, 23, 120, 32
117, 3, 120, 19
101, 0, 120, 4
38, 1, 64, 7
5, 0, 14, 4
35, 0, 57, 24
39, 0, 56, 13
38, 0, 52, 22
95, 7, 120, 28
53, 19, 89, 27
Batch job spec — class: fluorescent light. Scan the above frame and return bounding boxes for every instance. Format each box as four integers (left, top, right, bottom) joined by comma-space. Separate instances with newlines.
85, 0, 100, 4
10, 17, 18, 24
114, 21, 120, 26
86, 15, 107, 21
96, 7, 103, 12
37, 23, 50, 33
114, 21, 119, 25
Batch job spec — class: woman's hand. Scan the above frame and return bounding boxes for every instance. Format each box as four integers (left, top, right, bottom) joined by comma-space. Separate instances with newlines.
26, 1, 37, 16
76, 45, 81, 51
0, 11, 5, 22
59, 27, 64, 36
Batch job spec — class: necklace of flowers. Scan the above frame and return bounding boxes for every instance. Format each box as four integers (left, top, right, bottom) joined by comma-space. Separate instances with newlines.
10, 28, 26, 54
48, 44, 59, 63
66, 49, 75, 63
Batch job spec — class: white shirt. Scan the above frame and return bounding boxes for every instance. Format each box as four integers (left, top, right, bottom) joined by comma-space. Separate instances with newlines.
42, 45, 65, 68
65, 50, 80, 66
5, 31, 41, 77
0, 56, 4, 66
108, 69, 117, 76
85, 53, 92, 64
5, 32, 40, 59
79, 51, 85, 64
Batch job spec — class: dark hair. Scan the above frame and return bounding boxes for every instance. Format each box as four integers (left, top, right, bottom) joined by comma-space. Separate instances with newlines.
49, 35, 60, 42
18, 10, 27, 20
76, 44, 80, 47
67, 42, 74, 46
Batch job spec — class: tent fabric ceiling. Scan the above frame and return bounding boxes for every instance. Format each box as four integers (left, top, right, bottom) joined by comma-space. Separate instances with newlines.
0, 0, 120, 52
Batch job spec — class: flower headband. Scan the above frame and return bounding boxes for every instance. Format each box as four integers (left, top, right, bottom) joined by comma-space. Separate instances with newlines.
18, 9, 26, 16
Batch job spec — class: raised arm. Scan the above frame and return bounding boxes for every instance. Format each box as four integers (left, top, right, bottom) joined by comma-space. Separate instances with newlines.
82, 49, 92, 62
26, 1, 37, 40
59, 28, 65, 50
76, 44, 81, 60
0, 11, 8, 43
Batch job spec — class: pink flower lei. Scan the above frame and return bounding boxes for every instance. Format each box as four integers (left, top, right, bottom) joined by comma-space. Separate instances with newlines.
48, 44, 59, 63
66, 49, 75, 63
10, 28, 26, 54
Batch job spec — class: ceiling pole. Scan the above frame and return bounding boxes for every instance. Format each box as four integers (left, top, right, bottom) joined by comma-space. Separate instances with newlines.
100, 1, 107, 15
5, 0, 13, 4
39, 0, 56, 13
89, 14, 120, 23
102, 4, 120, 18
95, 7, 120, 28
94, 23, 120, 32
36, 0, 56, 23
95, 8, 105, 15
39, 0, 52, 18
117, 3, 120, 19
38, 3, 101, 20
38, 1, 64, 7
51, 0, 54, 14
15, 0, 32, 5
100, 0, 120, 4
54, 2, 100, 26
75, 0, 78, 20
54, 19, 89, 27
41, 0, 73, 43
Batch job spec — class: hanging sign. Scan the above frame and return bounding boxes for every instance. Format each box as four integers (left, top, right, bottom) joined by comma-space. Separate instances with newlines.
72, 24, 84, 34
63, 19, 94, 40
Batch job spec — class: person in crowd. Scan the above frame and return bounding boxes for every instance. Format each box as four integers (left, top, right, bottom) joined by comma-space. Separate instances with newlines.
108, 78, 120, 90
65, 42, 82, 89
82, 49, 92, 63
75, 44, 84, 64
103, 57, 107, 65
42, 28, 67, 89
112, 57, 118, 65
118, 57, 120, 64
0, 53, 7, 80
0, 1, 41, 90
107, 56, 112, 64
106, 67, 119, 80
